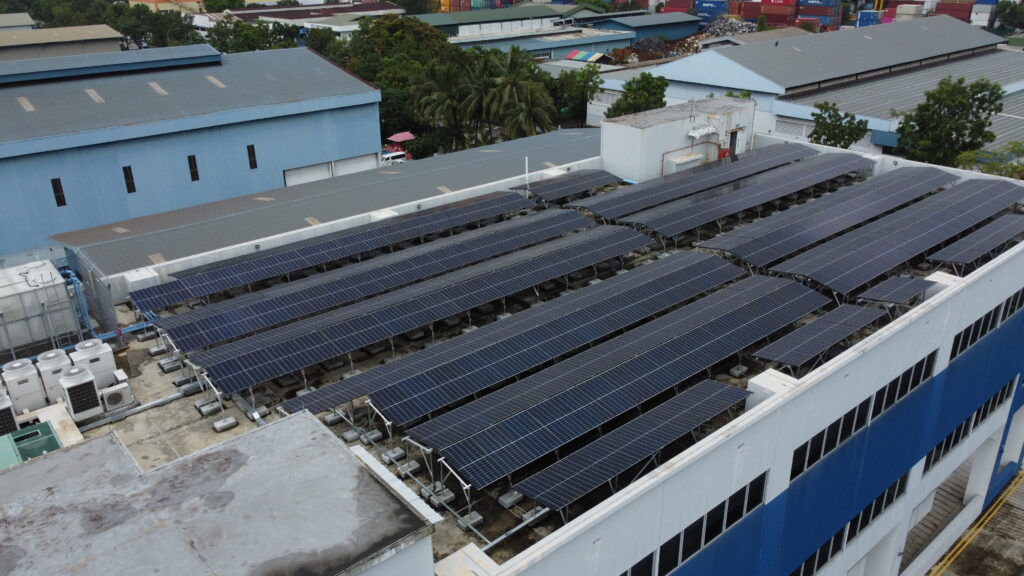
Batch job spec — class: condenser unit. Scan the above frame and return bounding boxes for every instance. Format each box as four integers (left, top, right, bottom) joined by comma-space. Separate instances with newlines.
102, 383, 134, 412
59, 366, 102, 422
0, 394, 17, 436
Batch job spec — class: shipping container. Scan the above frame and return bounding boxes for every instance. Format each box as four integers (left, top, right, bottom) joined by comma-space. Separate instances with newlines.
799, 5, 841, 16
762, 0, 798, 5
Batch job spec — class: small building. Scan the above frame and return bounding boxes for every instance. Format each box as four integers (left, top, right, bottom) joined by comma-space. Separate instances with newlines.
601, 97, 755, 182
0, 45, 382, 255
0, 13, 35, 32
0, 412, 440, 576
593, 12, 700, 42
0, 25, 122, 61
127, 0, 205, 13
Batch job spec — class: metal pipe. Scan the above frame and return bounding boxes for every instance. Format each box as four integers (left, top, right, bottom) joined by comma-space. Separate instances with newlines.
78, 382, 201, 432
233, 392, 266, 427
481, 507, 550, 552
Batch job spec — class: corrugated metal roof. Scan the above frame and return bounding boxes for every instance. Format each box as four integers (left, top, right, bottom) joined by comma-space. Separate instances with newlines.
605, 13, 699, 27
784, 50, 1024, 120
0, 47, 376, 148
56, 129, 602, 275
0, 44, 221, 85
0, 24, 121, 47
416, 5, 560, 26
0, 13, 34, 28
702, 26, 812, 47
989, 91, 1024, 151
229, 1, 402, 22
659, 16, 1004, 90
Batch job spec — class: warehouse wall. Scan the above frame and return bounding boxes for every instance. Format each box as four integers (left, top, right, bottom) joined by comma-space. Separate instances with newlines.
0, 102, 381, 254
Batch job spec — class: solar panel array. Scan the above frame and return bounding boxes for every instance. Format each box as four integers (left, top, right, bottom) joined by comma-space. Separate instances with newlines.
424, 277, 828, 487
929, 214, 1024, 265
753, 304, 885, 367
772, 179, 1024, 294
193, 226, 652, 394
697, 168, 958, 267
568, 143, 817, 219
513, 380, 751, 510
130, 193, 534, 311
516, 169, 621, 202
156, 211, 591, 351
858, 277, 937, 304
619, 154, 872, 239
280, 251, 742, 419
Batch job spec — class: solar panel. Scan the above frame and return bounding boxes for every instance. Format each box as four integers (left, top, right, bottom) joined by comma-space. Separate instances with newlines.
192, 226, 652, 395
697, 168, 958, 267
515, 169, 621, 202
858, 277, 937, 304
753, 304, 885, 367
928, 214, 1024, 265
772, 179, 1023, 295
619, 154, 872, 239
155, 211, 591, 351
280, 251, 742, 418
568, 143, 817, 219
130, 193, 534, 311
513, 380, 750, 510
424, 277, 827, 487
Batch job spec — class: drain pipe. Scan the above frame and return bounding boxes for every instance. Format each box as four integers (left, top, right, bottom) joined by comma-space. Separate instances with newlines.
59, 268, 155, 343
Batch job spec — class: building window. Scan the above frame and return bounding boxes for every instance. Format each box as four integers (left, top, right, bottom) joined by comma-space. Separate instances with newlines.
187, 155, 200, 181
122, 166, 136, 194
51, 178, 66, 207
247, 144, 258, 170
952, 305, 1003, 361
924, 378, 1016, 473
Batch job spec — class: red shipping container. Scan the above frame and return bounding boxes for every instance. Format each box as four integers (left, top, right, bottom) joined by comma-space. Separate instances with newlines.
729, 0, 743, 14
742, 3, 762, 16
761, 4, 797, 14
762, 0, 798, 5
798, 6, 839, 16
664, 0, 695, 8
794, 16, 821, 29
764, 13, 796, 22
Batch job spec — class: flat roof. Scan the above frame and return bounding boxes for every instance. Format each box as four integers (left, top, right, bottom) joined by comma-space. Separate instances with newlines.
658, 16, 1004, 91
607, 97, 750, 128
229, 1, 402, 21
451, 26, 632, 47
0, 24, 120, 47
0, 47, 377, 152
702, 26, 812, 47
0, 44, 221, 85
0, 13, 34, 28
54, 128, 602, 275
416, 5, 560, 26
604, 13, 699, 27
0, 412, 432, 576
784, 50, 1024, 120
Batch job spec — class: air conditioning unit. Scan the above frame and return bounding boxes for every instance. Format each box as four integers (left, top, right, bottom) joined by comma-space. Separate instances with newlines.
2, 359, 46, 413
35, 349, 71, 404
102, 383, 134, 412
70, 339, 116, 389
59, 366, 103, 423
0, 394, 17, 436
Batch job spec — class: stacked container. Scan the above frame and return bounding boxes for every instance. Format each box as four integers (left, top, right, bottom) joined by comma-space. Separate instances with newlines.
934, 0, 974, 21
741, 1, 762, 21
696, 0, 730, 25
798, 0, 841, 29
761, 0, 798, 26
664, 0, 696, 12
857, 9, 883, 26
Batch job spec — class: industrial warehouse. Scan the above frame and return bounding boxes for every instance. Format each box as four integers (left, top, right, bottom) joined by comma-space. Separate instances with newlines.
1, 92, 1022, 576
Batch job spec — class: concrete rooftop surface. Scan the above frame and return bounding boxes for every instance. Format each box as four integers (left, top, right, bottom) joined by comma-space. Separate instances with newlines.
0, 411, 431, 576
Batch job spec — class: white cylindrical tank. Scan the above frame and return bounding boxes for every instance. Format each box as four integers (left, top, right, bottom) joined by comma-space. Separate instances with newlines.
0, 261, 79, 352
36, 349, 71, 404
2, 359, 46, 413
59, 366, 103, 422
70, 339, 116, 389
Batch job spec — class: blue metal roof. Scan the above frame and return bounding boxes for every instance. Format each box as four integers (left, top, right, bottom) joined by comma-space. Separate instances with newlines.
0, 45, 222, 86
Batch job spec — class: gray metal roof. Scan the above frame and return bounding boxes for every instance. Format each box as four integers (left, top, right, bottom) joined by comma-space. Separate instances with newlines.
0, 13, 34, 28
0, 24, 120, 47
605, 13, 699, 27
0, 412, 432, 576
785, 50, 1024, 120
701, 26, 812, 47
0, 44, 221, 85
990, 91, 1024, 151
679, 16, 1004, 90
0, 47, 376, 146
57, 128, 602, 275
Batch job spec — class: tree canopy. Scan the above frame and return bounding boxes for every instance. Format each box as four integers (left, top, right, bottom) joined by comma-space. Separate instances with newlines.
895, 77, 1004, 167
808, 101, 869, 149
994, 0, 1024, 29
548, 63, 604, 126
956, 141, 1024, 180
605, 72, 668, 119
206, 20, 300, 53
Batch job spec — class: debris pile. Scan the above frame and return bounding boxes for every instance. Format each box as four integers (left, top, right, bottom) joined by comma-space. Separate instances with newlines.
609, 17, 755, 64
703, 16, 757, 36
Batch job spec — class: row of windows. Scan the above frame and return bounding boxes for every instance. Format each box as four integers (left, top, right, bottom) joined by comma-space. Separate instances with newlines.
789, 472, 909, 576
1002, 286, 1024, 323
47, 146, 259, 207
924, 378, 1016, 473
618, 472, 768, 576
951, 304, 1001, 361
790, 351, 937, 481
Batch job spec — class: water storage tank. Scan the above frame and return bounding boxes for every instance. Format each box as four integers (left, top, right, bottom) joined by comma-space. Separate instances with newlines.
70, 339, 116, 389
36, 349, 71, 404
2, 359, 46, 413
59, 366, 102, 422
0, 261, 79, 355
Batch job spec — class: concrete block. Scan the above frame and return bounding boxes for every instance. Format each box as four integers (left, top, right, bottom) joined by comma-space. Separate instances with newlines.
274, 375, 299, 388
430, 488, 456, 508
136, 330, 159, 342
461, 326, 478, 335
421, 481, 444, 499
729, 364, 749, 378
498, 490, 523, 509
397, 460, 420, 478
319, 358, 347, 371
360, 429, 383, 444
295, 387, 315, 397
172, 374, 197, 388
245, 406, 270, 421
147, 344, 168, 357
158, 357, 182, 373
341, 428, 364, 442
198, 402, 222, 418
323, 411, 345, 426
524, 506, 547, 526
382, 447, 406, 464
213, 417, 237, 432
458, 511, 484, 532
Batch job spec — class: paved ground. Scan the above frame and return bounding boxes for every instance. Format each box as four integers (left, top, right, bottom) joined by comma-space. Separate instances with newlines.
933, 471, 1024, 576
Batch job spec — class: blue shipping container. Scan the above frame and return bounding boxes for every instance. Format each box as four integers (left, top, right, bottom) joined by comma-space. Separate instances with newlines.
799, 0, 841, 6
802, 14, 836, 24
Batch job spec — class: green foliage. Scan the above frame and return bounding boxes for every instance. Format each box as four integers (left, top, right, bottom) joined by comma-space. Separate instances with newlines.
405, 129, 445, 158
724, 89, 752, 99
550, 63, 604, 126
605, 72, 668, 118
204, 0, 244, 12
105, 4, 198, 48
797, 20, 817, 32
577, 0, 610, 13
956, 141, 1024, 179
895, 77, 1004, 166
616, 1, 644, 11
995, 0, 1024, 29
206, 20, 300, 53
392, 0, 439, 14
305, 27, 338, 54
756, 14, 768, 31
808, 101, 868, 149
276, 0, 300, 5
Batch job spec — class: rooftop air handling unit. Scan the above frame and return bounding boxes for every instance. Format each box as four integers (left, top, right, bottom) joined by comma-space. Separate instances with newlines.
2, 359, 46, 413
59, 366, 102, 422
70, 339, 116, 389
35, 348, 71, 404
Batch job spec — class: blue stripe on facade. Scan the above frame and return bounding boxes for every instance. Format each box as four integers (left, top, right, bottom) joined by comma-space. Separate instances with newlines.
672, 310, 1024, 576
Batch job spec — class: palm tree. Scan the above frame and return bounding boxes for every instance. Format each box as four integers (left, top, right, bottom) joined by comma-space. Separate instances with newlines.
461, 49, 499, 145
488, 47, 555, 139
411, 61, 467, 151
